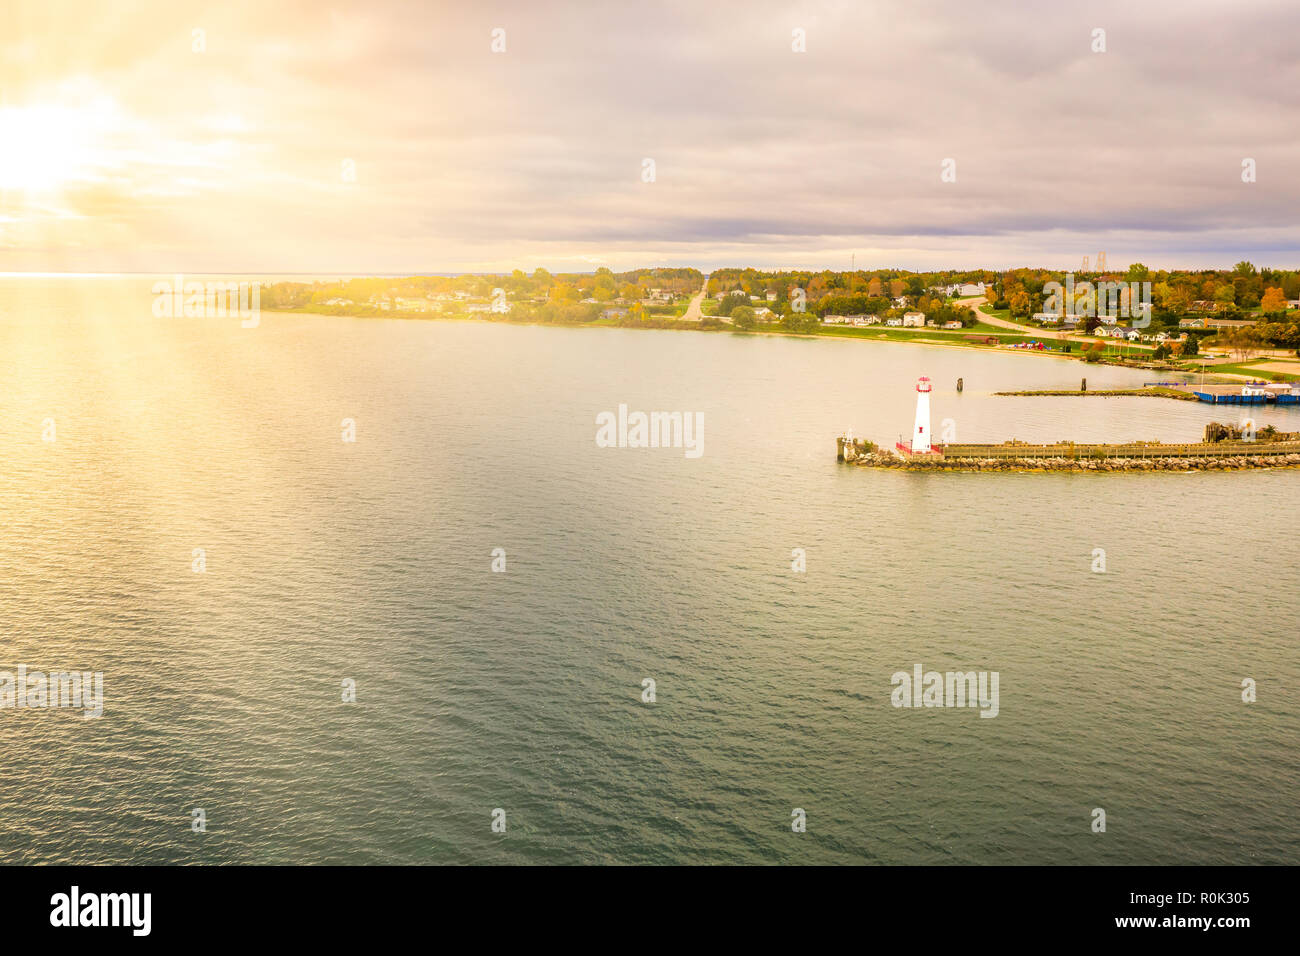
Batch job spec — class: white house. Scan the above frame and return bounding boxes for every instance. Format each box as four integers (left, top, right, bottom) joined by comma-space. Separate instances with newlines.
765, 291, 778, 302
1092, 326, 1110, 337
957, 282, 985, 297
1121, 327, 1142, 341
886, 317, 903, 327
902, 311, 925, 327
1033, 312, 1059, 324
943, 320, 964, 330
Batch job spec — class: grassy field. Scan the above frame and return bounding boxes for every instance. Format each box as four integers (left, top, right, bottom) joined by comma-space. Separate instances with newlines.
1202, 360, 1300, 382
815, 324, 1039, 345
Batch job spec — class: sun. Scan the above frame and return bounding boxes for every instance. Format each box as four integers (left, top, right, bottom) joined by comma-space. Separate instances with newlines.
0, 103, 106, 193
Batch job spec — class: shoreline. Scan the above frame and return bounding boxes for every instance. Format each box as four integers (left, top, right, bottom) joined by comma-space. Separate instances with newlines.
267, 308, 1239, 378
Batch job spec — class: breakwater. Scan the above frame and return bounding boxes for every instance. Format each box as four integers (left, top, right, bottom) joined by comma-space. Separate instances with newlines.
843, 451, 1300, 472
994, 387, 1199, 401
837, 433, 1300, 472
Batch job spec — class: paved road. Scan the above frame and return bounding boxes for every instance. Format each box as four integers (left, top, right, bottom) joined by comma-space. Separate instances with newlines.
956, 295, 1155, 350
682, 275, 709, 321
956, 296, 1069, 339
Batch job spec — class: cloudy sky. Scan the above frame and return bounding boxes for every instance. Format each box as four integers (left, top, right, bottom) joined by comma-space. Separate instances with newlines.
2, 0, 1298, 274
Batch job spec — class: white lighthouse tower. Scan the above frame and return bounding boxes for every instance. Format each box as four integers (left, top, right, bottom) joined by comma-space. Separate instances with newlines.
912, 376, 932, 453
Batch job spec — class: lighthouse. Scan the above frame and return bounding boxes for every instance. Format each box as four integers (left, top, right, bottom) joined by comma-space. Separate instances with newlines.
912, 376, 932, 453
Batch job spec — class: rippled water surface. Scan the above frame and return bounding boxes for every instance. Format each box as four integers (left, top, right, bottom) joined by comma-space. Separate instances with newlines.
1, 278, 1296, 864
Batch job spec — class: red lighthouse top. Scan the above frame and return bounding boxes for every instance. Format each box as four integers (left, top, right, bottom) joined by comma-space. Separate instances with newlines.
916, 376, 932, 393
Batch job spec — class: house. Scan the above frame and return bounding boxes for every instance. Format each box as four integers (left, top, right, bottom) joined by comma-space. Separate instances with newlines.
602, 308, 628, 320
1092, 326, 1111, 337
943, 321, 964, 330
1098, 315, 1118, 326
325, 298, 353, 307
886, 317, 903, 327
1033, 313, 1060, 324
1154, 332, 1169, 343
466, 303, 491, 313
647, 288, 674, 302
753, 306, 773, 319
1188, 300, 1218, 313
1121, 327, 1142, 341
766, 291, 778, 302
902, 311, 925, 328
1179, 317, 1206, 329
957, 282, 986, 297
822, 314, 847, 325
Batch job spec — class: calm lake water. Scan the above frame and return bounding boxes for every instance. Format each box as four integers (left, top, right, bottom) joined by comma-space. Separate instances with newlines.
1, 277, 1297, 864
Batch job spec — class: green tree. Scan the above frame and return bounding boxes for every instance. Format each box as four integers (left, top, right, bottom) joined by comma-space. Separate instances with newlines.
718, 292, 749, 316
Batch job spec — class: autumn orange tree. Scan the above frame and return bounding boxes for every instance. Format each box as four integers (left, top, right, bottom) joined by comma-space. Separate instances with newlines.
1261, 286, 1288, 315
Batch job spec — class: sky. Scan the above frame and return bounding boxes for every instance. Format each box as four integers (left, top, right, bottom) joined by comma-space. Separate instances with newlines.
2, 0, 1299, 275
